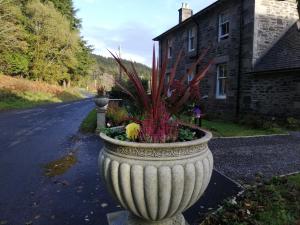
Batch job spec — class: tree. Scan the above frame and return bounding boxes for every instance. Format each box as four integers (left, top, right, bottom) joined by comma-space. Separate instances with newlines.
0, 0, 29, 76
44, 0, 81, 29
26, 0, 80, 83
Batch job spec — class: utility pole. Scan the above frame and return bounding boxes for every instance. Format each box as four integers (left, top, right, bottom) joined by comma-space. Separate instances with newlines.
118, 45, 122, 80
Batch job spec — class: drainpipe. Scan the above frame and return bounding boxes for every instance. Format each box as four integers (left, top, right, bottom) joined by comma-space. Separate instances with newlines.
191, 17, 200, 73
236, 0, 244, 118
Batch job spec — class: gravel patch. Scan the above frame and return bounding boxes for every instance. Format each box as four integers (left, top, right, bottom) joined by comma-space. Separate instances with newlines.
209, 132, 300, 184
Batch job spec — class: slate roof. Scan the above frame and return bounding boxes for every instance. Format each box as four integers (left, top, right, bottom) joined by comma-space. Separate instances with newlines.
254, 22, 300, 73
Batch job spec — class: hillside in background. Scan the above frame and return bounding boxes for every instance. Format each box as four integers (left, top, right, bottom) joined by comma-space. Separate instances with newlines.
90, 54, 151, 90
92, 54, 151, 79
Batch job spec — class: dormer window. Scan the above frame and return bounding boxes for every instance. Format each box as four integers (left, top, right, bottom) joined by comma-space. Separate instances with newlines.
218, 13, 229, 41
188, 27, 196, 52
167, 39, 173, 58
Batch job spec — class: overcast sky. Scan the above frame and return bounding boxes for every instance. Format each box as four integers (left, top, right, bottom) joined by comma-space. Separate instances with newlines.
73, 0, 216, 66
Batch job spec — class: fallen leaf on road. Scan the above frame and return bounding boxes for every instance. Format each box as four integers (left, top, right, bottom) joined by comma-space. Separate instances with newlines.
101, 203, 108, 208
34, 215, 40, 220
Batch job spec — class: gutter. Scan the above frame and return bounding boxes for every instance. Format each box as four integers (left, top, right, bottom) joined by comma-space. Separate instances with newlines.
247, 67, 300, 75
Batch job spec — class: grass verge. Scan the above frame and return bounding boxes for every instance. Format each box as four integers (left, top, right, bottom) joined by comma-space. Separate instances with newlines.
201, 173, 300, 225
79, 109, 97, 133
202, 119, 287, 137
0, 75, 83, 110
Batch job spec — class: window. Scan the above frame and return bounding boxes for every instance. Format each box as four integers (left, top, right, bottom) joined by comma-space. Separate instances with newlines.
218, 13, 229, 41
167, 39, 173, 58
188, 27, 196, 52
216, 64, 227, 99
188, 71, 194, 84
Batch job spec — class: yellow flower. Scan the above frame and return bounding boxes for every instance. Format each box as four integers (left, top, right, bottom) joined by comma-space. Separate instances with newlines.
126, 123, 140, 140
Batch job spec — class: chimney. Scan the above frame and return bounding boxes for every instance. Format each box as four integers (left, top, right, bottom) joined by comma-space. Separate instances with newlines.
178, 3, 193, 23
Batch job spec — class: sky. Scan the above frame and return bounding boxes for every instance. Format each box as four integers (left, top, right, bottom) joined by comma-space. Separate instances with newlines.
73, 0, 216, 66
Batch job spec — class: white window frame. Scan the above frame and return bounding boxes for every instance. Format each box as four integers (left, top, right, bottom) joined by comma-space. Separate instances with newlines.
188, 27, 196, 52
167, 39, 173, 59
216, 64, 227, 99
218, 13, 230, 42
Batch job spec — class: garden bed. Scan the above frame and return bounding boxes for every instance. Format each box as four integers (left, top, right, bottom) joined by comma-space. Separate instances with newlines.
201, 173, 300, 225
79, 108, 287, 137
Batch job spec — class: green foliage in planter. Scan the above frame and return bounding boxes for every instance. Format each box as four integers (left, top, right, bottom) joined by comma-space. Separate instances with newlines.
178, 128, 196, 141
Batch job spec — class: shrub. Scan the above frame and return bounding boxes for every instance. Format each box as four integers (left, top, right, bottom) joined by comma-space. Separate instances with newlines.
286, 117, 300, 130
106, 102, 128, 126
109, 46, 213, 143
239, 114, 280, 130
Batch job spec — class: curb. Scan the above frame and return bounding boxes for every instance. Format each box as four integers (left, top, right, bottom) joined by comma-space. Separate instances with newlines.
279, 171, 300, 177
213, 169, 244, 189
212, 133, 290, 139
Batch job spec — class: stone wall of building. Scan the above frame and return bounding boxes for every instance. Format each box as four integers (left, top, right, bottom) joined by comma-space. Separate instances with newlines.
240, 0, 300, 119
253, 0, 298, 65
247, 72, 300, 119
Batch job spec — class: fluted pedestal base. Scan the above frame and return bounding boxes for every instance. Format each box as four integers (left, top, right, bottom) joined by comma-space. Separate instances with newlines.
107, 211, 188, 225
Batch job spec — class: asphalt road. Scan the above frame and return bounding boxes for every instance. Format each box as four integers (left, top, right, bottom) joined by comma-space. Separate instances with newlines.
0, 99, 95, 224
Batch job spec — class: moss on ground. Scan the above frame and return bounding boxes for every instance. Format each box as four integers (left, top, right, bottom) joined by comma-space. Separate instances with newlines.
44, 153, 77, 177
79, 109, 97, 133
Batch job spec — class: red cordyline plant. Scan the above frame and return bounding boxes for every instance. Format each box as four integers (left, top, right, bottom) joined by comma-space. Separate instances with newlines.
109, 45, 213, 143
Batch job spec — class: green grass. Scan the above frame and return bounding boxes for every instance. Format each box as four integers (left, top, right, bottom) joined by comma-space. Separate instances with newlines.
79, 109, 97, 133
0, 89, 82, 110
202, 173, 300, 225
202, 119, 287, 137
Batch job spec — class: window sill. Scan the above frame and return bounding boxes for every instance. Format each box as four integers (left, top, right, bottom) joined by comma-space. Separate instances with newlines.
218, 35, 229, 42
216, 96, 227, 100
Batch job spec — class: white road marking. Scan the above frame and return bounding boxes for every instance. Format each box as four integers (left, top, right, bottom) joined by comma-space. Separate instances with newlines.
14, 109, 45, 115
56, 104, 71, 109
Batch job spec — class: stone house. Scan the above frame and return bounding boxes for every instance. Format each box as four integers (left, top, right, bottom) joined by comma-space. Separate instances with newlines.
153, 0, 300, 119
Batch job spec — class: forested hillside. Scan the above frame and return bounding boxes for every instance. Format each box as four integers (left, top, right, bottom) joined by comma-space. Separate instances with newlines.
0, 0, 93, 86
92, 54, 150, 80
0, 0, 150, 89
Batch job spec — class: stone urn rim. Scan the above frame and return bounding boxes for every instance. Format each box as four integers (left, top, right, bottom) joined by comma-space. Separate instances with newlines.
99, 127, 212, 149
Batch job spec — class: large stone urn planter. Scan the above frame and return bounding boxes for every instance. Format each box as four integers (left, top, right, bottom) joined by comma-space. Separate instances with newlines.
94, 96, 109, 108
99, 129, 213, 225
